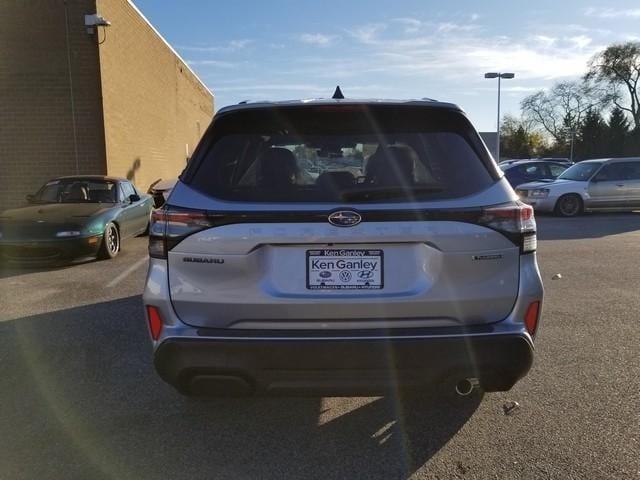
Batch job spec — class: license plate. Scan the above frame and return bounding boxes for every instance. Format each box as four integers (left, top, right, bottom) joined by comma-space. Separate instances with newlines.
306, 249, 383, 290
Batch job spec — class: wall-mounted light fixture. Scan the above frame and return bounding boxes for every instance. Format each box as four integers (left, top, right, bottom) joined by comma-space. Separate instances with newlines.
85, 13, 111, 44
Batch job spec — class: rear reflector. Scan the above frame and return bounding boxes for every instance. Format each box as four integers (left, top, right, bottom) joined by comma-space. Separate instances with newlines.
145, 305, 163, 340
524, 301, 540, 335
522, 233, 537, 253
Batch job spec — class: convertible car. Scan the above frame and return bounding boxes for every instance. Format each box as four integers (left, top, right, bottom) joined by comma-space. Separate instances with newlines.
0, 176, 153, 264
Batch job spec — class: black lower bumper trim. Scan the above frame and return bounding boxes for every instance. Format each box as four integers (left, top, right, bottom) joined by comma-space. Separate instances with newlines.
154, 333, 534, 397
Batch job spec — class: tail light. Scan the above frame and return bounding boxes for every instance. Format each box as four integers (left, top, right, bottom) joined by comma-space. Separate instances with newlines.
145, 305, 163, 340
478, 202, 537, 253
149, 207, 217, 259
524, 301, 541, 335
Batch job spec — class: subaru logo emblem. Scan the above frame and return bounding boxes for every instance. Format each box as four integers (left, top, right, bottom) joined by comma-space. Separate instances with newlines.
328, 210, 361, 227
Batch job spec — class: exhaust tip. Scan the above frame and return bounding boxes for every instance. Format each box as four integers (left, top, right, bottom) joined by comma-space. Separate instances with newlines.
455, 378, 479, 396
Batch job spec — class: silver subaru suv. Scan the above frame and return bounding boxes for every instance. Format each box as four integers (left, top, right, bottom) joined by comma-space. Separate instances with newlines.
143, 97, 543, 397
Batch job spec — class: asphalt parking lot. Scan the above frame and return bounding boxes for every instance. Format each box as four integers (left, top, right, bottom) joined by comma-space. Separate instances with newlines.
2, 214, 640, 480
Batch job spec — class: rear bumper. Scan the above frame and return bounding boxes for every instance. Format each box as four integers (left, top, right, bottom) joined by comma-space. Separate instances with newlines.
154, 330, 534, 396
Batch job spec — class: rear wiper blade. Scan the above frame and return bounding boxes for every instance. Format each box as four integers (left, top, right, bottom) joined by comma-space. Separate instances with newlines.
341, 185, 445, 201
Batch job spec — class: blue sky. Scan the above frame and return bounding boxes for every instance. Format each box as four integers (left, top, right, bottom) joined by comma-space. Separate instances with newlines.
134, 1, 640, 131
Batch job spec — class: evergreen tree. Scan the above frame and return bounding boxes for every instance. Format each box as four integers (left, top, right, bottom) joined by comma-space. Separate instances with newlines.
576, 109, 607, 160
607, 107, 629, 157
625, 128, 640, 156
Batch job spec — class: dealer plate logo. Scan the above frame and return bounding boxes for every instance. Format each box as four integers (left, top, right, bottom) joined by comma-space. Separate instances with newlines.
339, 270, 352, 282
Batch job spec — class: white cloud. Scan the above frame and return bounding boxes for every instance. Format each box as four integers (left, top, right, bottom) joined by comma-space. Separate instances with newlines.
201, 15, 632, 112
480, 85, 546, 93
436, 22, 478, 33
532, 35, 556, 48
274, 16, 619, 90
353, 28, 601, 81
347, 23, 386, 44
298, 33, 339, 46
392, 18, 479, 35
177, 39, 253, 52
584, 7, 640, 18
214, 83, 325, 92
568, 35, 592, 49
229, 39, 253, 49
186, 59, 238, 68
394, 18, 421, 34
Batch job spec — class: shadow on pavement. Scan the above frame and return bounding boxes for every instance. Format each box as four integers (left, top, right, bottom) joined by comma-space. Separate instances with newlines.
536, 212, 640, 240
1, 295, 480, 480
0, 259, 97, 279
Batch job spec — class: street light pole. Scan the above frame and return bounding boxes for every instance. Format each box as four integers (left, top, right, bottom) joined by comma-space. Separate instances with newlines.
569, 130, 575, 163
485, 72, 515, 161
496, 75, 501, 161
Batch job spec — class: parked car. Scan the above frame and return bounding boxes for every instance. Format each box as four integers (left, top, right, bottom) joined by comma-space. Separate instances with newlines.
516, 157, 640, 216
147, 178, 177, 208
0, 176, 153, 264
498, 158, 525, 166
500, 160, 568, 188
143, 97, 543, 397
537, 157, 573, 166
499, 157, 573, 167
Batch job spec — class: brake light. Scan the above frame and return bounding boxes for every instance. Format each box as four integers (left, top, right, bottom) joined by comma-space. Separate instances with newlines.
478, 202, 537, 253
145, 305, 163, 340
524, 301, 541, 335
148, 207, 217, 259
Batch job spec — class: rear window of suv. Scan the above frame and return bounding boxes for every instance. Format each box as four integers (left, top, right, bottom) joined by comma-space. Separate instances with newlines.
185, 105, 497, 203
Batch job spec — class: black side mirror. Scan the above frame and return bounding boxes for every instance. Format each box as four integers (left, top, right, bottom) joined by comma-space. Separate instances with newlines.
26, 194, 35, 203
129, 194, 141, 203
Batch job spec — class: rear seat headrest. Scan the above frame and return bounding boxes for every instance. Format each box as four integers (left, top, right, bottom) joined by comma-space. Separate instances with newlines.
365, 145, 416, 186
258, 148, 299, 187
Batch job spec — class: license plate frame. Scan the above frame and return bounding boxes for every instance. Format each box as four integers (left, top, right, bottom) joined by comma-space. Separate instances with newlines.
306, 248, 384, 290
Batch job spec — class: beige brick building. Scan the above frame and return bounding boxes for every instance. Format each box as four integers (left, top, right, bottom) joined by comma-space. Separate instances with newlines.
0, 0, 214, 209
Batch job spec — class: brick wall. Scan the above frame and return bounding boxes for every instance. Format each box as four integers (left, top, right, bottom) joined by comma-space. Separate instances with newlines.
96, 0, 214, 192
0, 0, 107, 209
0, 0, 213, 209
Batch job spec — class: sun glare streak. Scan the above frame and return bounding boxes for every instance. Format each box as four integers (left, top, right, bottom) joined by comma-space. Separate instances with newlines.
15, 321, 131, 479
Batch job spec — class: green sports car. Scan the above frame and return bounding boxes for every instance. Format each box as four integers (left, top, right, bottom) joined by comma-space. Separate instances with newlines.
0, 176, 154, 265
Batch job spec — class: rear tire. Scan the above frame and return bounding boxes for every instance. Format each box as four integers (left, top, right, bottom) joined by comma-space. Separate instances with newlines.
98, 222, 120, 259
554, 194, 583, 217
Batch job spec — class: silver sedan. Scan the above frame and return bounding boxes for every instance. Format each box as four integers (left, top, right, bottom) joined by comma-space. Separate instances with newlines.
516, 158, 640, 217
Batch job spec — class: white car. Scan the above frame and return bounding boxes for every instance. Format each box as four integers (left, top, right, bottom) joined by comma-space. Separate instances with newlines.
516, 158, 640, 217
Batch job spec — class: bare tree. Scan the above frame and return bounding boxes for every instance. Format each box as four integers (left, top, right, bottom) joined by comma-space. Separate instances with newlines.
502, 114, 538, 136
521, 81, 612, 143
586, 42, 640, 129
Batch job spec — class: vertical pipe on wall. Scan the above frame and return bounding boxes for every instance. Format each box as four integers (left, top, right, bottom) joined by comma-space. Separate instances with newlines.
63, 0, 80, 174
